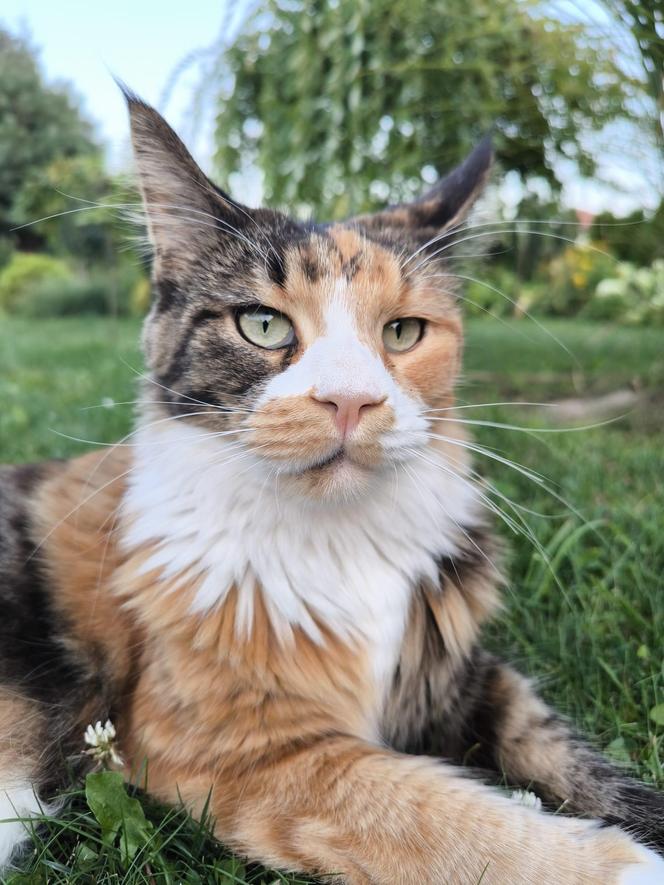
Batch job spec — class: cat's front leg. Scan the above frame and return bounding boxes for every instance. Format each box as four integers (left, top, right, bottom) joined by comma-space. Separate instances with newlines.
460, 656, 664, 857
179, 735, 662, 884
391, 647, 664, 862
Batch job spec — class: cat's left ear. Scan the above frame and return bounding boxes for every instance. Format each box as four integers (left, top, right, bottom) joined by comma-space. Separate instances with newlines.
120, 84, 253, 270
355, 135, 493, 239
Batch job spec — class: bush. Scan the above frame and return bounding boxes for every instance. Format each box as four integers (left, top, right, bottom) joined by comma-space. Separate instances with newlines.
592, 203, 664, 267
460, 246, 664, 327
541, 241, 617, 316
463, 266, 523, 318
13, 267, 147, 318
15, 275, 111, 317
0, 251, 150, 318
0, 238, 13, 271
0, 252, 72, 312
586, 260, 664, 326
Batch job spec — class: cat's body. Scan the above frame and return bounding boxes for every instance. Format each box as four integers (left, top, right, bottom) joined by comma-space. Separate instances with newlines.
0, 93, 663, 882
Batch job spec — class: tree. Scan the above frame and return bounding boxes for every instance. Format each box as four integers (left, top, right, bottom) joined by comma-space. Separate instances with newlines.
0, 29, 98, 251
11, 153, 127, 264
200, 0, 644, 216
598, 1, 663, 142
592, 201, 664, 265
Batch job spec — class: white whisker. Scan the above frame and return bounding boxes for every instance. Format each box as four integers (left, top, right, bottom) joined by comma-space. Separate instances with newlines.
399, 214, 634, 272
424, 402, 558, 413
49, 422, 254, 449
402, 458, 501, 576
423, 270, 578, 363
425, 415, 624, 435
422, 431, 587, 528
408, 227, 615, 279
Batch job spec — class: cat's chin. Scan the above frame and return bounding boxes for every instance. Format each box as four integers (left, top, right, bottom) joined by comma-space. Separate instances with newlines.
287, 451, 377, 502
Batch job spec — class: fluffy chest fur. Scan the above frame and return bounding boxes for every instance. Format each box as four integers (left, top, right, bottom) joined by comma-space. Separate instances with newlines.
122, 422, 481, 691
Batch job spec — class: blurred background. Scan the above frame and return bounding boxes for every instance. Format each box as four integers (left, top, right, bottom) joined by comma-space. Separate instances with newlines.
1, 5, 664, 879
0, 0, 662, 324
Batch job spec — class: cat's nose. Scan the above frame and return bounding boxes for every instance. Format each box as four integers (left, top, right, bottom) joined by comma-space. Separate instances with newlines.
314, 393, 385, 437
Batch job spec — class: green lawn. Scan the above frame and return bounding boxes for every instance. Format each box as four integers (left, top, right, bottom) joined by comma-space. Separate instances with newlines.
1, 316, 663, 883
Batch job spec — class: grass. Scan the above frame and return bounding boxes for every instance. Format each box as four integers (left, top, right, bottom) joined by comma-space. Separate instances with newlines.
1, 315, 663, 882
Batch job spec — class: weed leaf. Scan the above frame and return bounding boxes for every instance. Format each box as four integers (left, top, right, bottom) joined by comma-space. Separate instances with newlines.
85, 770, 153, 864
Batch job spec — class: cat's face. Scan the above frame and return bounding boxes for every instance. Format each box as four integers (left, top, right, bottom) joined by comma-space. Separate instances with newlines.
127, 95, 491, 501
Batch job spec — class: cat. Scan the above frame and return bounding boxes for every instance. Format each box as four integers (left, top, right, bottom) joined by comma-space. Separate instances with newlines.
0, 88, 663, 883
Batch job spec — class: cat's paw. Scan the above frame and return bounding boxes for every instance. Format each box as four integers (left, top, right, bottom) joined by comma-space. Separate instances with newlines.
618, 844, 664, 885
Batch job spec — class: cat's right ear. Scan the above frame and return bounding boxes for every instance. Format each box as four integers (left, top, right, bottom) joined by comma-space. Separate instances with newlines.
120, 83, 249, 270
353, 136, 493, 244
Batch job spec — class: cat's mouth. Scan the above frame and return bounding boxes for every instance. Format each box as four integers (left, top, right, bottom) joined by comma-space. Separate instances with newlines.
301, 442, 387, 476
308, 448, 347, 472
280, 443, 387, 480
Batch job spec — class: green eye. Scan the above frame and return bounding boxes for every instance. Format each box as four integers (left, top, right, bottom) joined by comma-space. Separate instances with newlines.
237, 307, 295, 349
382, 318, 424, 353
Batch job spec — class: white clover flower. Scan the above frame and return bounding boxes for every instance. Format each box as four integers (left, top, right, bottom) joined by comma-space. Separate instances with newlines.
511, 789, 542, 812
84, 719, 123, 768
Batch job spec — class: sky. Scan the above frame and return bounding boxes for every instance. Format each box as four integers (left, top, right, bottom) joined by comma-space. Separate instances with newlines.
1, 0, 225, 168
2, 0, 662, 215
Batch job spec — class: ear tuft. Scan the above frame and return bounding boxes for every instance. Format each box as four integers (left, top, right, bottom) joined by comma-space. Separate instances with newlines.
112, 75, 142, 107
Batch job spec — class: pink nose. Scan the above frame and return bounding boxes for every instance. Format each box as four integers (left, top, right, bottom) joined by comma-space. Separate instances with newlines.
315, 393, 384, 437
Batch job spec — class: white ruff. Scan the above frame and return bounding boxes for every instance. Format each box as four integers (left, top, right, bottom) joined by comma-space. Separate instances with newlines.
123, 422, 481, 690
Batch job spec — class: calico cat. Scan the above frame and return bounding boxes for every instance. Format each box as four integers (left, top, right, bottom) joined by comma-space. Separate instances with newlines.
0, 90, 663, 883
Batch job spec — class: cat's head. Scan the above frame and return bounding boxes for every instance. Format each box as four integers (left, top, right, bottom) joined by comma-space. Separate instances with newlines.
126, 93, 492, 502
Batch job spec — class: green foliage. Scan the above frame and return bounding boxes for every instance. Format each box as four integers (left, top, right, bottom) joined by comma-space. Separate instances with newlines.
0, 236, 13, 270
541, 242, 617, 317
440, 234, 664, 326
10, 154, 127, 263
85, 771, 153, 865
4, 776, 260, 883
0, 30, 98, 246
592, 202, 664, 267
0, 28, 146, 304
588, 259, 664, 325
488, 193, 579, 282
211, 0, 640, 215
598, 1, 664, 142
0, 251, 72, 312
0, 248, 148, 318
18, 275, 109, 318
13, 266, 145, 318
463, 265, 523, 318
